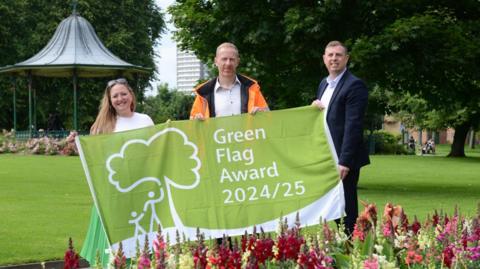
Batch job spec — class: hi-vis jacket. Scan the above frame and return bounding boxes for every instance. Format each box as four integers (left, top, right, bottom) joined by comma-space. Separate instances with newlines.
189, 74, 269, 119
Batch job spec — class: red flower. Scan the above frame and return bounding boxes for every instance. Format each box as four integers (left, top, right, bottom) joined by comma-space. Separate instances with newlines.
353, 211, 373, 241
442, 244, 455, 268
254, 235, 274, 264
208, 256, 220, 265
444, 215, 450, 226
432, 210, 440, 226
193, 246, 208, 268
112, 241, 127, 269
207, 237, 242, 269
275, 224, 304, 262
410, 215, 421, 234
229, 243, 242, 269
64, 238, 79, 269
405, 250, 423, 265
192, 230, 208, 269
297, 245, 333, 269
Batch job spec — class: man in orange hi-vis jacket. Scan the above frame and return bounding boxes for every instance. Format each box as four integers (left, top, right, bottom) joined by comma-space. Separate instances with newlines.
190, 42, 269, 120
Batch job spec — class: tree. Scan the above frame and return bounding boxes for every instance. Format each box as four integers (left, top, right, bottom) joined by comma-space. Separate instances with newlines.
351, 7, 480, 157
141, 83, 195, 123
169, 0, 427, 108
169, 0, 480, 156
0, 0, 165, 130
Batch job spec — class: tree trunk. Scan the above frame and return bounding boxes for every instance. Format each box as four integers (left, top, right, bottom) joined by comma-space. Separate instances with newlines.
447, 122, 470, 157
469, 130, 475, 149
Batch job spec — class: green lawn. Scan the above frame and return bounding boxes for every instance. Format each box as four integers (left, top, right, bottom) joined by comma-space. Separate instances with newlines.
360, 144, 480, 220
0, 155, 91, 265
0, 145, 479, 265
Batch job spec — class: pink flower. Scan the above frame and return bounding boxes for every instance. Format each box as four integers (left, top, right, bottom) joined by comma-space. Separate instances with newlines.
352, 223, 365, 241
153, 227, 168, 267
112, 241, 127, 269
363, 258, 378, 269
138, 254, 151, 269
382, 221, 393, 237
467, 246, 480, 261
114, 255, 126, 269
138, 235, 151, 269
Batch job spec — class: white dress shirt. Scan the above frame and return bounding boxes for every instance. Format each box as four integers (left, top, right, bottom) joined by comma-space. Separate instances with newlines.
214, 76, 242, 117
320, 68, 347, 110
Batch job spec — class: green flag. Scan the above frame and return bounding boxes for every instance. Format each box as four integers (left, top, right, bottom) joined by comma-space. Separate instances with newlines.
76, 106, 344, 256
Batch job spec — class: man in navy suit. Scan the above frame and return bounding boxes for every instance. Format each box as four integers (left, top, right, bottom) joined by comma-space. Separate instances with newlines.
312, 41, 370, 235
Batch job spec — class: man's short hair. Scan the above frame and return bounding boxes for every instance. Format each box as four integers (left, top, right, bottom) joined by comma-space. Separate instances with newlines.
325, 40, 348, 54
216, 42, 239, 57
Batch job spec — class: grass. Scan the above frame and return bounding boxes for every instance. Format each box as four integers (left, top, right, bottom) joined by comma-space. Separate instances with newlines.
0, 144, 479, 265
360, 144, 480, 221
0, 155, 91, 265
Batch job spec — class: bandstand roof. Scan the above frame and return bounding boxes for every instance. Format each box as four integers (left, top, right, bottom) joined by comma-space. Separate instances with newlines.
0, 11, 149, 77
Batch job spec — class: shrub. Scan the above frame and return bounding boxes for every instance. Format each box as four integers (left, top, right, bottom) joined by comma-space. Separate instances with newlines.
366, 130, 407, 155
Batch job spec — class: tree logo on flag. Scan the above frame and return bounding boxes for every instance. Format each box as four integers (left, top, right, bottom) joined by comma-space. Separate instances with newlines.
106, 127, 201, 237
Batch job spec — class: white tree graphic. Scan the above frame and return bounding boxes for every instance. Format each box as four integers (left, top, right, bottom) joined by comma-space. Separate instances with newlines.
106, 128, 201, 236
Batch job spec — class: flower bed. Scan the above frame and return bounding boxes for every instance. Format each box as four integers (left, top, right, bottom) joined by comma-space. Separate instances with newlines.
65, 203, 480, 269
0, 129, 78, 155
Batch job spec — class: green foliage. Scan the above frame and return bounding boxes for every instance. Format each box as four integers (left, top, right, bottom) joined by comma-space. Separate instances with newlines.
385, 92, 430, 129
353, 8, 480, 118
141, 83, 195, 123
0, 0, 165, 131
364, 86, 386, 131
169, 1, 450, 107
169, 1, 334, 108
359, 231, 374, 257
350, 4, 480, 155
368, 130, 407, 155
332, 253, 351, 269
169, 0, 480, 156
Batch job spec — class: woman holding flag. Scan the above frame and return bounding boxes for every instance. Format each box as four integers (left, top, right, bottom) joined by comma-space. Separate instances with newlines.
81, 78, 154, 266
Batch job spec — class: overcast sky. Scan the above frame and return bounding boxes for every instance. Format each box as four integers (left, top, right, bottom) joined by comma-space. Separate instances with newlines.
150, 0, 176, 92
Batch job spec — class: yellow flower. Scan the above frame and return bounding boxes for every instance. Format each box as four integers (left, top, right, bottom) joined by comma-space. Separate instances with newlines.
178, 253, 194, 269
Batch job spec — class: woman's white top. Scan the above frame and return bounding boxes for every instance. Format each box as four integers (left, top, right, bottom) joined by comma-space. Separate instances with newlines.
114, 112, 154, 132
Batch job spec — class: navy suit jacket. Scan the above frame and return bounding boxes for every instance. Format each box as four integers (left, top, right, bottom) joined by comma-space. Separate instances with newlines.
316, 70, 370, 170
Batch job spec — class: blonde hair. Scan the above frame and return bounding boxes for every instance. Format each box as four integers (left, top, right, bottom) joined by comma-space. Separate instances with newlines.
216, 42, 239, 58
90, 79, 136, 135
325, 40, 348, 54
